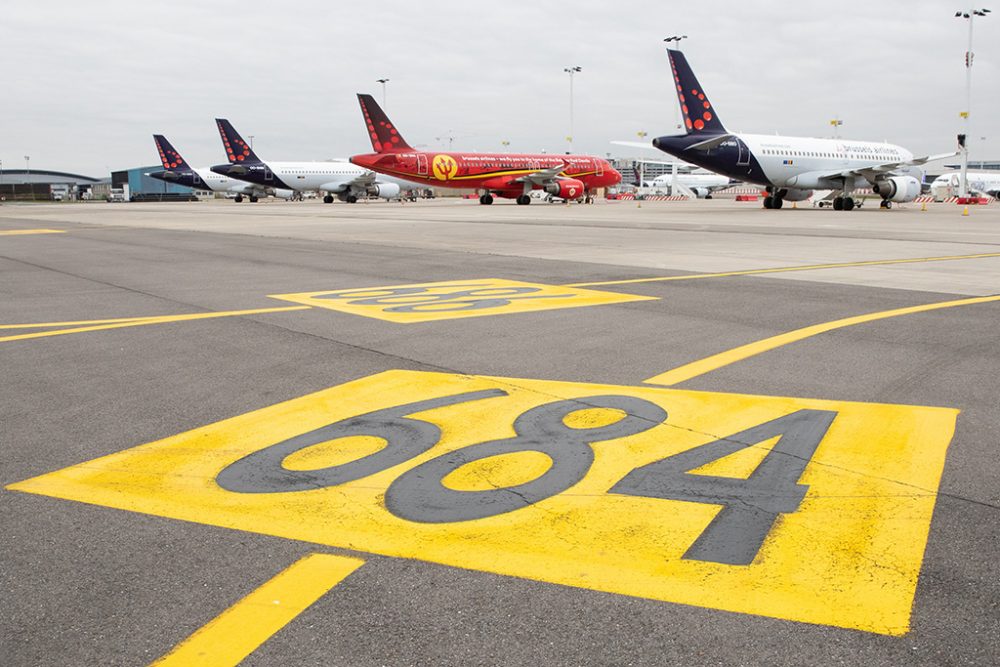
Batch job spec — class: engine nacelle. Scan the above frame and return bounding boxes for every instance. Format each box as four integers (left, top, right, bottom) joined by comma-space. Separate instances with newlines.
371, 183, 400, 200
690, 187, 710, 199
274, 188, 295, 200
544, 178, 585, 200
873, 176, 920, 203
775, 187, 813, 202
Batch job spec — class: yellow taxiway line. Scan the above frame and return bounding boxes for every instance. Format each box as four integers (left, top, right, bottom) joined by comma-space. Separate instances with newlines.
0, 306, 311, 344
0, 228, 67, 236
645, 293, 1000, 386
566, 251, 1000, 288
151, 553, 364, 667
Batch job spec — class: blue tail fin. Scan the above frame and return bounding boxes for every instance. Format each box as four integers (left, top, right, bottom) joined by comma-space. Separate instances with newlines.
215, 118, 262, 164
153, 135, 191, 170
666, 49, 726, 134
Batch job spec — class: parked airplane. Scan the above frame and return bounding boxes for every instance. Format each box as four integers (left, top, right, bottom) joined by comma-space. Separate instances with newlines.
209, 119, 409, 203
348, 94, 621, 204
147, 135, 292, 202
647, 168, 731, 198
652, 49, 956, 210
930, 171, 1000, 200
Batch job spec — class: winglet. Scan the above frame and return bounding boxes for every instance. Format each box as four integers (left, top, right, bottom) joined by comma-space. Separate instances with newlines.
153, 135, 190, 170
215, 119, 262, 164
357, 94, 414, 153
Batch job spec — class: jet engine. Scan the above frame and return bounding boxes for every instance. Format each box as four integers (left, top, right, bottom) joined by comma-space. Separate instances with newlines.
872, 176, 920, 203
545, 178, 585, 200
274, 189, 295, 200
371, 183, 400, 199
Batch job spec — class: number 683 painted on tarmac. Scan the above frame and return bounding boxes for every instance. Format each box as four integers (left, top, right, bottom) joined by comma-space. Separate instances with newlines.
217, 389, 836, 566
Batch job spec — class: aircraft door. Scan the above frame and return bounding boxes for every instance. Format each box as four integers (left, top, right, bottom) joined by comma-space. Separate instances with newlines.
417, 154, 428, 176
736, 138, 750, 167
264, 165, 273, 182
595, 158, 604, 177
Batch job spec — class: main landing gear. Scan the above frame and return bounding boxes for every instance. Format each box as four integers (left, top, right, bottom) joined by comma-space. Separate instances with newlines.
323, 195, 334, 204
832, 196, 855, 211
479, 194, 494, 205
234, 195, 243, 203
516, 194, 531, 205
248, 195, 259, 203
879, 199, 893, 209
763, 194, 783, 209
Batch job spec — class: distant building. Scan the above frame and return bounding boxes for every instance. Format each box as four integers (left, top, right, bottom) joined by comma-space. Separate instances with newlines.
0, 169, 100, 201
110, 166, 204, 201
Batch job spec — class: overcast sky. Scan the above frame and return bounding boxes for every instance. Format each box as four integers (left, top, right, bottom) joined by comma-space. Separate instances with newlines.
2, 1, 997, 176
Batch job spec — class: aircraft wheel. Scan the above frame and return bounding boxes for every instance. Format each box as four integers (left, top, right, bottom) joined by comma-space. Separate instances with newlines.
773, 197, 783, 209
763, 196, 773, 209
249, 195, 259, 203
323, 195, 334, 204
234, 195, 243, 203
843, 197, 855, 211
480, 194, 494, 205
346, 195, 358, 204
516, 195, 531, 205
833, 196, 844, 211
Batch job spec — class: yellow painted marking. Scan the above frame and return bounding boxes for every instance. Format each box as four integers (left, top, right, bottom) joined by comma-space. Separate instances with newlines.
0, 315, 176, 330
0, 306, 311, 344
566, 251, 1000, 288
646, 293, 1000, 386
271, 279, 655, 323
0, 228, 66, 236
151, 553, 364, 667
10, 370, 956, 635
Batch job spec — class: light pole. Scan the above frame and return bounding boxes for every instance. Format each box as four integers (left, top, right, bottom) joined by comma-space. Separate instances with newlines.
830, 118, 843, 139
955, 7, 990, 197
636, 131, 648, 185
376, 78, 389, 108
563, 66, 581, 150
663, 35, 688, 50
25, 155, 30, 178
501, 140, 510, 152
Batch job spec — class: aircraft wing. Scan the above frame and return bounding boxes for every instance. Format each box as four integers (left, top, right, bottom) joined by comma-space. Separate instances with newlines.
514, 163, 567, 186
320, 171, 376, 194
817, 150, 959, 182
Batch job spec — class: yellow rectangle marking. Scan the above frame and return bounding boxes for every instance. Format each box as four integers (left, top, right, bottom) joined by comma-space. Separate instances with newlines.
151, 553, 363, 667
9, 370, 956, 635
0, 228, 66, 236
270, 279, 655, 323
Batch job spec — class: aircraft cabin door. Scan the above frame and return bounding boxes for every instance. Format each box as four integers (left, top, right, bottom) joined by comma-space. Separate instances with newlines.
736, 138, 750, 167
417, 154, 428, 176
263, 165, 273, 182
595, 158, 603, 177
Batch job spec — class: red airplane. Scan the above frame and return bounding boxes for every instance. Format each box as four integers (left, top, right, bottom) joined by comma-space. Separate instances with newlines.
349, 94, 621, 205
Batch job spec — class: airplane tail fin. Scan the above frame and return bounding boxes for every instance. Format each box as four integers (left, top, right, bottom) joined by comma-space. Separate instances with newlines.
357, 94, 414, 153
215, 118, 262, 164
666, 49, 726, 135
153, 135, 190, 170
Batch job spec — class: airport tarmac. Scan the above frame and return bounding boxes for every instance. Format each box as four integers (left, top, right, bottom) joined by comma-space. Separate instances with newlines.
2, 198, 998, 666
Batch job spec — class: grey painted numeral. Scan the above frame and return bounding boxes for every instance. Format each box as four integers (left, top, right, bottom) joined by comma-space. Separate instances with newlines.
314, 285, 563, 312
385, 396, 668, 523
609, 409, 837, 565
216, 389, 506, 494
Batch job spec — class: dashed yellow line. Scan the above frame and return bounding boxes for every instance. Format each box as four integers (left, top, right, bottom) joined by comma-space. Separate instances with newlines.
151, 553, 364, 667
0, 306, 311, 344
0, 228, 66, 236
566, 251, 1000, 288
645, 293, 1000, 386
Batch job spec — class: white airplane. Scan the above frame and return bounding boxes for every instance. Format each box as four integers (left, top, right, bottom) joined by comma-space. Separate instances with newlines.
930, 171, 1000, 200
653, 49, 957, 210
610, 144, 735, 198
148, 135, 294, 202
210, 119, 417, 203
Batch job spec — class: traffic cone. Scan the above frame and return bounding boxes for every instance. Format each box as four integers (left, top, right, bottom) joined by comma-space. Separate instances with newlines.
962, 206, 969, 217
921, 201, 927, 211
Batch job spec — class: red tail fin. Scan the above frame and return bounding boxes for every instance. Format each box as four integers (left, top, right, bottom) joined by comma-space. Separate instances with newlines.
357, 94, 413, 153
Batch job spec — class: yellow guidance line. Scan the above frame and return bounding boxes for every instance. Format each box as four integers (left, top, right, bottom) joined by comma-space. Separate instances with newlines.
0, 306, 311, 344
566, 251, 1000, 288
0, 228, 67, 236
646, 293, 1000, 386
152, 553, 364, 667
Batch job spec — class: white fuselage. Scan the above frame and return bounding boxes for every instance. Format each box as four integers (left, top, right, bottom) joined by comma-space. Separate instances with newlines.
260, 161, 369, 192
192, 167, 264, 195
930, 171, 1000, 200
741, 134, 916, 190
650, 171, 729, 190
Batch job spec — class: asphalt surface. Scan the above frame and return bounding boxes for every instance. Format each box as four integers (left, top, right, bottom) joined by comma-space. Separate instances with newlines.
1, 198, 998, 666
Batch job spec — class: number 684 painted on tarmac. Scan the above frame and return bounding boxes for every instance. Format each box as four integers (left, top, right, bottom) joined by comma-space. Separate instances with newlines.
217, 389, 836, 566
